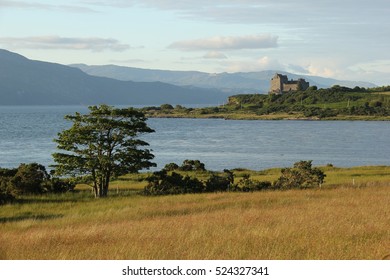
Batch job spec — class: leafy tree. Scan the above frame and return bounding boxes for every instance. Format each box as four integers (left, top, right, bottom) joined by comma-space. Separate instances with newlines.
180, 160, 206, 171
44, 177, 76, 193
205, 173, 232, 192
144, 170, 204, 195
0, 167, 17, 178
52, 105, 156, 198
0, 177, 16, 204
160, 104, 174, 110
163, 162, 179, 171
11, 163, 49, 194
223, 169, 234, 186
236, 174, 272, 192
274, 160, 326, 189
0, 164, 74, 198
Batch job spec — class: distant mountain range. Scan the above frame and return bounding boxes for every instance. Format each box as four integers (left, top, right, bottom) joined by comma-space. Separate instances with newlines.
0, 49, 227, 105
71, 64, 376, 94
0, 49, 376, 106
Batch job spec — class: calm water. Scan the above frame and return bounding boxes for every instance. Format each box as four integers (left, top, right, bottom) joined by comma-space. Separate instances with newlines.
1, 106, 389, 171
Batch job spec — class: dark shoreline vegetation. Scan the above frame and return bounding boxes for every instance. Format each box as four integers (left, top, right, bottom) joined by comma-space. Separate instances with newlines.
1, 160, 326, 204
2, 159, 390, 205
141, 85, 390, 120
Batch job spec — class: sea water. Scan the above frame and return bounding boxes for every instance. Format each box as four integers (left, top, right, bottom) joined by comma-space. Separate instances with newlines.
1, 106, 389, 171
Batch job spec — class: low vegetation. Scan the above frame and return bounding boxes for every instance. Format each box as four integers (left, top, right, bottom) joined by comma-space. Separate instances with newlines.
142, 85, 390, 120
1, 162, 389, 260
0, 163, 75, 204
143, 160, 324, 195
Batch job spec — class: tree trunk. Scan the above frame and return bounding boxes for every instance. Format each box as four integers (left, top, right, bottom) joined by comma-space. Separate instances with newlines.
102, 175, 110, 197
93, 185, 98, 198
99, 183, 103, 197
92, 170, 99, 198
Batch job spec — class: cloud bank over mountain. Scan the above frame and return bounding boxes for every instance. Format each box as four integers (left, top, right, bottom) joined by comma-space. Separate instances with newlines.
0, 1, 389, 85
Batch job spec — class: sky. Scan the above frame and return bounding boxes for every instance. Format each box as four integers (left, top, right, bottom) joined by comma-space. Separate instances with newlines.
0, 0, 389, 85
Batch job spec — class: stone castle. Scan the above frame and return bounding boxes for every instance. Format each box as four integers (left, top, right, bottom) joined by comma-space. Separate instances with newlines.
269, 73, 309, 94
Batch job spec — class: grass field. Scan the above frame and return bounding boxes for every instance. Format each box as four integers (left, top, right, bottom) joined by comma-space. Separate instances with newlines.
0, 166, 389, 260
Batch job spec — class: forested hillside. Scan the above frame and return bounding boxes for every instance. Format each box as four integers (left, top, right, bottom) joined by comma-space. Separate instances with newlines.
227, 85, 390, 118
143, 85, 390, 120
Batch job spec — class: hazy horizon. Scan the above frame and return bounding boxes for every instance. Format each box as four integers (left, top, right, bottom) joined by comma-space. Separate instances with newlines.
0, 1, 389, 85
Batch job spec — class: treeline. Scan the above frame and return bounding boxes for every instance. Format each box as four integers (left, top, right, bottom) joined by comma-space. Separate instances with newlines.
0, 163, 75, 204
1, 160, 326, 203
228, 85, 390, 118
142, 160, 325, 196
140, 85, 390, 119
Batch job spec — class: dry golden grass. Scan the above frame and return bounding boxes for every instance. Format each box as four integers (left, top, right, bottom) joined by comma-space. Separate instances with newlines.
1, 182, 389, 260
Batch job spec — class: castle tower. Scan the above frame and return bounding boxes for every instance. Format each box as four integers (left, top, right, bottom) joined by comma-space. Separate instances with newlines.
270, 73, 288, 94
269, 73, 309, 94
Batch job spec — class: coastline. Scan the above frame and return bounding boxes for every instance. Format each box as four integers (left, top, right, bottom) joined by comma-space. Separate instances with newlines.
145, 111, 390, 121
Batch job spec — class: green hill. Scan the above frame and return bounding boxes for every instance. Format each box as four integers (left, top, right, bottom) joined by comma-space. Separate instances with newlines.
143, 85, 390, 120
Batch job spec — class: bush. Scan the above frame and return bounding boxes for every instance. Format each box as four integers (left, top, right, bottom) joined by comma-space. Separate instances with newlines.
0, 177, 16, 204
160, 104, 174, 110
274, 161, 326, 189
143, 170, 204, 195
163, 160, 206, 172
1, 167, 18, 204
0, 167, 17, 177
0, 164, 75, 199
11, 163, 49, 194
163, 163, 179, 171
205, 170, 235, 192
143, 160, 326, 196
44, 177, 76, 193
236, 174, 272, 192
180, 160, 206, 171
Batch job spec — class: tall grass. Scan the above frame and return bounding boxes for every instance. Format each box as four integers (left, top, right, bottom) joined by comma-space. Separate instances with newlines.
1, 182, 389, 260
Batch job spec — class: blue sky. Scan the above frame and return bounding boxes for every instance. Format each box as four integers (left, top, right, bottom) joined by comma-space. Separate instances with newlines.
0, 0, 389, 85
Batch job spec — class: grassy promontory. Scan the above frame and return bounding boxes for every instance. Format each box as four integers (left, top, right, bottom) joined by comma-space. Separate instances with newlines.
142, 85, 390, 120
1, 165, 389, 260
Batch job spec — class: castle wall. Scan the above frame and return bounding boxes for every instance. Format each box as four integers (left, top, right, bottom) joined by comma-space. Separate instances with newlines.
270, 77, 282, 93
298, 79, 310, 91
269, 73, 309, 94
283, 83, 299, 92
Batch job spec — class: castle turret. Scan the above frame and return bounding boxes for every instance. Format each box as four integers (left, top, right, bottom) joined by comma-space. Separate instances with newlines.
269, 73, 309, 94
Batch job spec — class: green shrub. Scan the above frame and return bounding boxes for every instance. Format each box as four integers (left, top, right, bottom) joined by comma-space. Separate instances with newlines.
143, 170, 204, 195
160, 104, 174, 110
0, 164, 76, 199
274, 160, 326, 189
205, 172, 232, 192
11, 163, 49, 194
44, 177, 76, 193
236, 174, 272, 192
0, 177, 16, 204
163, 162, 179, 171
180, 160, 206, 171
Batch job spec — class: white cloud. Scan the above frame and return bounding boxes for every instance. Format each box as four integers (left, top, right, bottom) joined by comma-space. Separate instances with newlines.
0, 0, 97, 13
220, 56, 284, 73
82, 1, 389, 25
307, 65, 337, 78
169, 34, 278, 51
203, 51, 227, 59
350, 60, 390, 74
0, 36, 130, 52
286, 64, 310, 74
